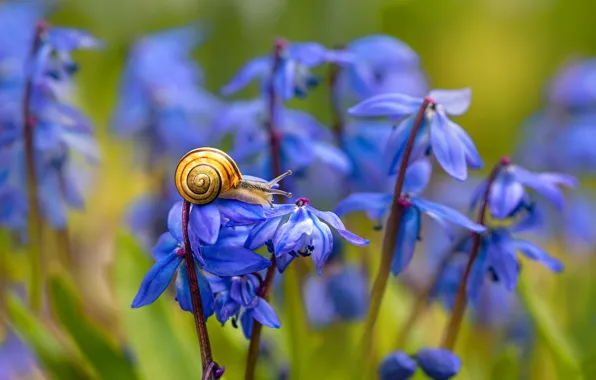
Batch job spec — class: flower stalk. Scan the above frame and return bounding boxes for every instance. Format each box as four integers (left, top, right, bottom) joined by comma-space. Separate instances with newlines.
244, 37, 286, 380
181, 200, 218, 379
24, 21, 48, 314
441, 158, 508, 350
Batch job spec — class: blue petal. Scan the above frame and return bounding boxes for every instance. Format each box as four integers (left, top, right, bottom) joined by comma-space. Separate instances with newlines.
250, 298, 280, 328
403, 158, 432, 194
245, 217, 283, 250
207, 276, 231, 293
391, 206, 420, 275
512, 166, 577, 209
430, 113, 467, 181
131, 251, 182, 308
307, 206, 369, 246
334, 193, 393, 223
175, 265, 215, 319
202, 246, 271, 277
240, 310, 254, 339
410, 196, 485, 233
188, 203, 220, 245
303, 275, 335, 328
487, 230, 519, 291
230, 276, 258, 307
152, 232, 178, 261
310, 215, 334, 275
448, 119, 482, 169
264, 204, 296, 218
167, 201, 184, 243
216, 199, 266, 226
378, 351, 417, 380
220, 56, 269, 95
467, 243, 488, 305
348, 93, 423, 118
416, 347, 462, 380
488, 171, 525, 219
273, 208, 314, 254
429, 88, 472, 116
311, 141, 352, 173
276, 252, 296, 273
513, 240, 564, 272
327, 266, 369, 321
384, 115, 428, 175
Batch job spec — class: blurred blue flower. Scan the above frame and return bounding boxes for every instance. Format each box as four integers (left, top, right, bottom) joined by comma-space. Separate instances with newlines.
0, 329, 36, 379
473, 162, 577, 220
131, 201, 271, 312
221, 40, 351, 101
348, 88, 482, 181
378, 351, 417, 380
415, 348, 461, 380
214, 99, 351, 179
563, 192, 596, 253
111, 25, 221, 161
303, 264, 368, 328
547, 58, 596, 111
208, 274, 280, 339
245, 198, 369, 274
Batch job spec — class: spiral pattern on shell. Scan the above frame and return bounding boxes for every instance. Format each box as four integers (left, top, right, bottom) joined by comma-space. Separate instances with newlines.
175, 147, 242, 205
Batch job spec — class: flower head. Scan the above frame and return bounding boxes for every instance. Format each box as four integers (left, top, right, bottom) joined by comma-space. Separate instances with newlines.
378, 351, 417, 380
348, 88, 482, 181
547, 58, 596, 111
221, 39, 351, 101
245, 198, 369, 274
209, 274, 280, 339
415, 348, 461, 380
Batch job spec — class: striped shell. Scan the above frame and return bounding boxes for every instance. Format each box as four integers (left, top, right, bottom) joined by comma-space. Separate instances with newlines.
174, 147, 242, 205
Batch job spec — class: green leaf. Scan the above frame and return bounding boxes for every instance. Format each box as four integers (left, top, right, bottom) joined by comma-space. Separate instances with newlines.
114, 231, 203, 380
518, 274, 583, 377
6, 292, 97, 379
49, 276, 139, 380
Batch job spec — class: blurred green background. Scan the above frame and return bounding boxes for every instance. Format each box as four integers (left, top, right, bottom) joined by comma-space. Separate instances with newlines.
4, 0, 596, 379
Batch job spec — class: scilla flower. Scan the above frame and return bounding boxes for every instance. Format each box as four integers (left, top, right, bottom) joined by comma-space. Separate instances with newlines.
415, 348, 461, 380
378, 351, 417, 380
131, 202, 271, 312
245, 198, 369, 274
209, 274, 280, 339
348, 88, 482, 181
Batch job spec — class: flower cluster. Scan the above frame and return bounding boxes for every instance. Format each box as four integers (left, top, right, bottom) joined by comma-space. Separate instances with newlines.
379, 348, 461, 380
0, 1, 101, 231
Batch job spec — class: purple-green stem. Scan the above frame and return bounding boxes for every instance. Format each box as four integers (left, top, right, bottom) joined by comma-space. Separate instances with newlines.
24, 21, 49, 314
359, 97, 434, 364
244, 37, 287, 380
441, 158, 508, 350
181, 200, 216, 379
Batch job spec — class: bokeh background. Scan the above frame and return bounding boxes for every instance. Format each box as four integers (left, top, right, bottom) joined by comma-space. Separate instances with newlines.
2, 0, 596, 379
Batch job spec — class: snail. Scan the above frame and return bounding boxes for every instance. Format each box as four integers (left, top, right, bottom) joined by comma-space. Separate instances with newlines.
175, 147, 292, 206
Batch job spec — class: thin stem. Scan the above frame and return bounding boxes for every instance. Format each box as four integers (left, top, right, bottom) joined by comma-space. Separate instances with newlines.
441, 158, 507, 350
181, 200, 215, 378
360, 97, 433, 361
244, 38, 286, 380
396, 234, 468, 348
24, 21, 48, 314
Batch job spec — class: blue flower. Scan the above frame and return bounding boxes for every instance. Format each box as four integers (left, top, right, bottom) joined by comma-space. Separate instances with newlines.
111, 25, 221, 161
336, 187, 485, 275
378, 351, 417, 380
348, 88, 482, 181
208, 274, 280, 339
303, 264, 368, 328
221, 40, 351, 100
131, 201, 271, 312
472, 162, 577, 220
0, 329, 36, 379
245, 198, 369, 274
547, 58, 596, 111
415, 348, 461, 380
563, 192, 596, 253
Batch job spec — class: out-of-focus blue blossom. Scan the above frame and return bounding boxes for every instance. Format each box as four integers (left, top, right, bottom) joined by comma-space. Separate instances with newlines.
547, 58, 596, 111
303, 264, 368, 328
208, 274, 280, 339
0, 329, 36, 379
348, 88, 482, 181
212, 99, 351, 179
563, 192, 596, 253
131, 201, 271, 312
415, 348, 461, 380
333, 35, 428, 108
0, 10, 101, 230
473, 162, 577, 220
245, 198, 368, 274
378, 351, 417, 380
221, 40, 351, 101
111, 25, 221, 162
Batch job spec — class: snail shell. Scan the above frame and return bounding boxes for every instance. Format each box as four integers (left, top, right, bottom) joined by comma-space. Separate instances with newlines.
175, 147, 242, 205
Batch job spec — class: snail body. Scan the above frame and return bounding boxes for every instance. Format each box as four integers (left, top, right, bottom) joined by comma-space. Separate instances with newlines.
175, 147, 292, 206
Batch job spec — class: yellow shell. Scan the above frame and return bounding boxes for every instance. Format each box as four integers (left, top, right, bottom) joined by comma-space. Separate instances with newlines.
175, 147, 242, 205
